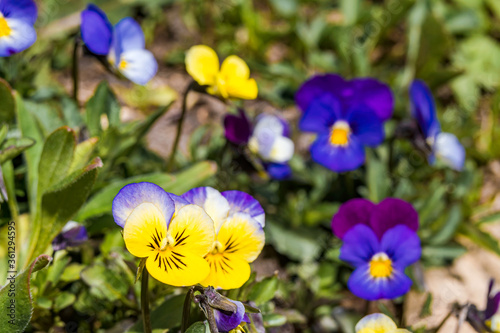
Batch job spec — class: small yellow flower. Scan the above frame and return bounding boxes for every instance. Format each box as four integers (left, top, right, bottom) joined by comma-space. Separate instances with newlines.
185, 45, 258, 100
355, 314, 411, 333
488, 314, 500, 333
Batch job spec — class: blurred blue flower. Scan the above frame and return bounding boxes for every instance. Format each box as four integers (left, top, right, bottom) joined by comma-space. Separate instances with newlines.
410, 80, 465, 171
52, 221, 88, 251
0, 0, 37, 57
80, 4, 157, 85
296, 74, 393, 172
224, 110, 294, 180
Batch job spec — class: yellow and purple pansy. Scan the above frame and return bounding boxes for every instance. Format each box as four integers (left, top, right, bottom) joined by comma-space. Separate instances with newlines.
0, 0, 37, 57
181, 187, 265, 290
112, 182, 215, 287
409, 80, 465, 171
80, 4, 158, 85
332, 198, 421, 300
296, 74, 394, 172
355, 313, 411, 333
185, 45, 258, 100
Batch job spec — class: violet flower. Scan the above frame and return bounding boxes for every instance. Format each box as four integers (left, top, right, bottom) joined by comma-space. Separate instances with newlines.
52, 221, 88, 251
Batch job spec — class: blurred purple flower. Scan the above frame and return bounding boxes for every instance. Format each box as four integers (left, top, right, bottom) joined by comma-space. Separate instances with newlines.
409, 80, 465, 171
295, 74, 393, 172
52, 221, 88, 251
332, 198, 421, 300
485, 279, 500, 320
0, 0, 37, 56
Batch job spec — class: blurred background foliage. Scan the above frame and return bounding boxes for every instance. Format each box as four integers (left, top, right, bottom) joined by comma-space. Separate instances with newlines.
0, 0, 500, 332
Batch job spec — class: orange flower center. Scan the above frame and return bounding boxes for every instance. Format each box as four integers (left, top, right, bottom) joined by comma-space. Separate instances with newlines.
330, 121, 350, 146
369, 252, 393, 278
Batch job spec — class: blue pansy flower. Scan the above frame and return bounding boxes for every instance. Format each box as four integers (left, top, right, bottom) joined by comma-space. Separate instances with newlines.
52, 221, 88, 251
296, 74, 394, 172
410, 80, 465, 171
0, 0, 37, 57
80, 4, 157, 85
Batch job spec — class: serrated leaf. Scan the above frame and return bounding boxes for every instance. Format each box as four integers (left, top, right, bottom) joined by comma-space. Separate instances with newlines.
0, 255, 52, 333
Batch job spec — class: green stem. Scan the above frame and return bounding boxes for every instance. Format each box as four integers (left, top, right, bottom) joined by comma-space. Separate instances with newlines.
181, 287, 195, 333
141, 270, 152, 333
167, 80, 195, 172
72, 36, 80, 103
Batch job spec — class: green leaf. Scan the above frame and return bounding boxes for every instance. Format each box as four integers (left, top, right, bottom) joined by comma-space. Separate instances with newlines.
247, 275, 279, 305
341, 0, 360, 25
127, 294, 186, 332
459, 223, 500, 256
76, 161, 216, 221
0, 78, 15, 123
184, 322, 209, 333
0, 137, 35, 164
0, 255, 52, 333
68, 137, 99, 174
266, 222, 323, 262
429, 204, 462, 245
80, 263, 129, 303
365, 150, 390, 203
54, 292, 76, 311
85, 81, 121, 137
262, 313, 287, 327
0, 124, 8, 145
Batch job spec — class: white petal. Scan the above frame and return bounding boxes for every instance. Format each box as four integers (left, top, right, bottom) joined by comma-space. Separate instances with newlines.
268, 136, 294, 163
118, 49, 158, 85
434, 132, 465, 171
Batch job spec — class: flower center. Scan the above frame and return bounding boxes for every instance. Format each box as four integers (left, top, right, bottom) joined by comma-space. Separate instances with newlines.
211, 240, 224, 254
330, 121, 350, 146
119, 59, 128, 70
369, 252, 393, 278
159, 234, 175, 251
0, 16, 11, 38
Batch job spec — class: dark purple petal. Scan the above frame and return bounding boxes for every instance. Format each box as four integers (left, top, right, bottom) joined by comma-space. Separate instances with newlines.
81, 4, 113, 55
222, 190, 265, 227
310, 133, 366, 172
295, 74, 347, 112
348, 78, 394, 121
52, 222, 88, 251
347, 105, 385, 147
369, 198, 419, 240
380, 225, 421, 267
265, 162, 292, 180
112, 182, 175, 228
298, 93, 342, 133
331, 198, 376, 239
409, 80, 441, 139
224, 109, 252, 145
348, 264, 412, 300
485, 279, 500, 319
0, 0, 37, 25
339, 224, 380, 267
214, 300, 246, 332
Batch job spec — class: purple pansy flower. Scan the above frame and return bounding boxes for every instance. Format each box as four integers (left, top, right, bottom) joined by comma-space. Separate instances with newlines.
213, 299, 250, 332
410, 80, 465, 171
332, 198, 421, 300
224, 110, 294, 180
296, 74, 394, 172
0, 0, 37, 57
80, 4, 157, 85
485, 279, 500, 321
52, 221, 88, 251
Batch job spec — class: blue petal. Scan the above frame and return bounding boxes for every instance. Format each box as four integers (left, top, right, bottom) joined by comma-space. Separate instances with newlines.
182, 187, 230, 231
166, 193, 189, 214
299, 93, 342, 133
347, 105, 385, 147
348, 264, 412, 300
295, 74, 347, 112
310, 133, 366, 172
114, 17, 145, 52
80, 4, 113, 55
118, 49, 158, 85
339, 224, 379, 267
222, 190, 265, 227
0, 18, 36, 57
266, 162, 292, 180
409, 80, 441, 139
214, 300, 246, 332
0, 0, 37, 25
434, 132, 465, 171
112, 182, 175, 228
380, 225, 421, 267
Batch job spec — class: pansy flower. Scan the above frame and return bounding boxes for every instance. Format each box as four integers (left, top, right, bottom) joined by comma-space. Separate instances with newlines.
185, 45, 258, 100
80, 4, 157, 85
484, 279, 500, 332
296, 74, 394, 172
203, 287, 251, 332
355, 313, 411, 333
0, 0, 37, 57
224, 110, 294, 179
332, 198, 421, 300
112, 182, 215, 286
409, 80, 465, 171
52, 221, 88, 251
181, 187, 265, 290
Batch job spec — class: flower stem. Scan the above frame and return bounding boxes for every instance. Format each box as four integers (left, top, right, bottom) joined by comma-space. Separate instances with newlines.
167, 80, 195, 172
72, 35, 80, 103
181, 287, 195, 333
141, 270, 152, 333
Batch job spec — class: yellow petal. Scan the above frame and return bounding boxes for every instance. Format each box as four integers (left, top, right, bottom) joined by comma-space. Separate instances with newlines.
168, 204, 215, 257
218, 55, 258, 100
220, 55, 250, 80
217, 213, 265, 262
146, 250, 210, 287
123, 202, 168, 258
185, 45, 220, 86
355, 314, 399, 333
201, 253, 251, 290
224, 77, 258, 100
